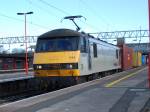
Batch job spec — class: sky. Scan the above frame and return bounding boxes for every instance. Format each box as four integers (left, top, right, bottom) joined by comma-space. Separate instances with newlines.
0, 0, 148, 37
0, 0, 148, 51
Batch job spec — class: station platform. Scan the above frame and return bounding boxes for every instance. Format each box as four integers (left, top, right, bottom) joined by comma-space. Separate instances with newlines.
0, 71, 33, 83
0, 66, 149, 112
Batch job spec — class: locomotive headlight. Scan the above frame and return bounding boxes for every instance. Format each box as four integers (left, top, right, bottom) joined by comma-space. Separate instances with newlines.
66, 64, 73, 69
37, 65, 42, 69
69, 64, 73, 69
38, 65, 42, 69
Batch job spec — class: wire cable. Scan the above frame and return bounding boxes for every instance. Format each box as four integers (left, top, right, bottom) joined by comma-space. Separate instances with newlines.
0, 12, 50, 29
79, 0, 112, 29
39, 0, 70, 15
27, 0, 59, 18
38, 0, 100, 31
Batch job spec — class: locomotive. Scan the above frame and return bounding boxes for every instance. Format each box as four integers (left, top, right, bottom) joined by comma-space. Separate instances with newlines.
33, 28, 121, 87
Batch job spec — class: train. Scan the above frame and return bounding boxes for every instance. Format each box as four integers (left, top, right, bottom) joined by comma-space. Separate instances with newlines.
33, 28, 146, 87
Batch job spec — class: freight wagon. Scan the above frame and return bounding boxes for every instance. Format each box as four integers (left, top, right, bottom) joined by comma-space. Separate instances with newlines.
118, 44, 133, 70
132, 51, 142, 67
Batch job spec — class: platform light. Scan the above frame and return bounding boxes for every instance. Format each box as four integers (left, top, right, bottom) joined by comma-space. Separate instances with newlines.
17, 11, 33, 75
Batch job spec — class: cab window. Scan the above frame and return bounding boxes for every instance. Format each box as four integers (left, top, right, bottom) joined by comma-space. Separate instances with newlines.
80, 37, 88, 53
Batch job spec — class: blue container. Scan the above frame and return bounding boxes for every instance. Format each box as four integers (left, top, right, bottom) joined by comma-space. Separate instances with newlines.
142, 55, 146, 65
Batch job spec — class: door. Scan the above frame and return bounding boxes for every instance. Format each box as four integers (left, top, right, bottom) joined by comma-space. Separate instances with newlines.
88, 40, 92, 70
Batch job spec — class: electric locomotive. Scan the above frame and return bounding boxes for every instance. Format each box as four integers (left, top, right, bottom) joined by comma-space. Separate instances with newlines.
33, 28, 121, 86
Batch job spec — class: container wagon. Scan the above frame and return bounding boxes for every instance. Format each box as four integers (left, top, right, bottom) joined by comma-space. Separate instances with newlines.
142, 55, 146, 65
118, 44, 133, 70
133, 51, 142, 67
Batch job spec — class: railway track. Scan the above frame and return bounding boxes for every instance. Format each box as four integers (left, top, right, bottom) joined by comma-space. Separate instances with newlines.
0, 89, 49, 105
0, 77, 64, 105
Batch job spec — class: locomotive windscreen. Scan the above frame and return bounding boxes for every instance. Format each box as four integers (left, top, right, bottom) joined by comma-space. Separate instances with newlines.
35, 36, 79, 52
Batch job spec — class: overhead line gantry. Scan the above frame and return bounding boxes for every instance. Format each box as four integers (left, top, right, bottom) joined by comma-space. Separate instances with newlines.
0, 30, 148, 44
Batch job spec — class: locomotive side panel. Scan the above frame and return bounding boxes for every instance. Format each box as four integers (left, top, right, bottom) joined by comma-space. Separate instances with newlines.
78, 53, 90, 76
79, 37, 121, 76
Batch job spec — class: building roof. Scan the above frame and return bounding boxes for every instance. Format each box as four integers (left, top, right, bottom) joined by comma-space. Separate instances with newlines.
0, 53, 33, 58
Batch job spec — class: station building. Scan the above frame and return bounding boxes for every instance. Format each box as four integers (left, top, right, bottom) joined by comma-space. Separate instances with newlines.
0, 53, 33, 70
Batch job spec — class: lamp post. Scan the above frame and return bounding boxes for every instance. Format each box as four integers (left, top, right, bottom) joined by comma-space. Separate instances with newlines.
17, 11, 33, 75
148, 0, 150, 88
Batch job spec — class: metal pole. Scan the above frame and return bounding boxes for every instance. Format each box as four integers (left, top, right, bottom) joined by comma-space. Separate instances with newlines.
25, 14, 28, 75
148, 0, 150, 88
17, 12, 33, 75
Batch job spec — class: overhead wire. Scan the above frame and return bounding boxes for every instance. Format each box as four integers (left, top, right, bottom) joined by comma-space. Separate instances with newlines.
79, 0, 113, 30
38, 0, 101, 31
27, 0, 59, 18
38, 0, 70, 15
0, 12, 50, 30
26, 0, 67, 28
26, 0, 76, 29
0, 12, 23, 22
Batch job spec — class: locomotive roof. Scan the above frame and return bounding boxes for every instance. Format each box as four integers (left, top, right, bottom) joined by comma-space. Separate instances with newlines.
38, 28, 119, 48
39, 29, 82, 38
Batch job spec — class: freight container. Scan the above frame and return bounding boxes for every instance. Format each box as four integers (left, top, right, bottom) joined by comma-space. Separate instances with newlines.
146, 55, 148, 64
132, 51, 142, 67
142, 55, 147, 65
118, 44, 133, 70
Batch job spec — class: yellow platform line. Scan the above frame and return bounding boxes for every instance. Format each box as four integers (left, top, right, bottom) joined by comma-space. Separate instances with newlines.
105, 67, 147, 88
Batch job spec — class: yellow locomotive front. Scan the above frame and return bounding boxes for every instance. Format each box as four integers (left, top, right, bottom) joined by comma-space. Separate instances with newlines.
33, 29, 81, 79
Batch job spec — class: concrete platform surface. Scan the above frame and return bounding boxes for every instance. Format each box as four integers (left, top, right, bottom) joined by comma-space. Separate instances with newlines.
0, 71, 33, 83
